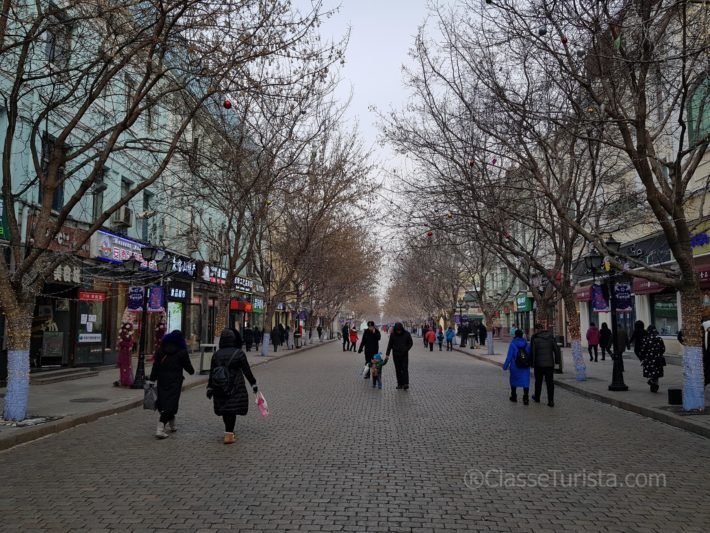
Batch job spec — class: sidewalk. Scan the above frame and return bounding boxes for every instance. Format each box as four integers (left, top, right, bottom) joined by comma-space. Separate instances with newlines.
453, 339, 710, 439
0, 340, 334, 451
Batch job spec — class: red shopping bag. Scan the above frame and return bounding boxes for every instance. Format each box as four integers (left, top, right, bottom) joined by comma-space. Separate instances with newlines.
255, 391, 269, 417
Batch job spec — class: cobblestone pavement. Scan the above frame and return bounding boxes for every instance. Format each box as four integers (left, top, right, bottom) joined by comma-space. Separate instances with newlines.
2, 338, 710, 532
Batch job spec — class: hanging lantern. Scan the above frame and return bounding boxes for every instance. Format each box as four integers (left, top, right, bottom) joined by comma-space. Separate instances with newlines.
224, 99, 232, 109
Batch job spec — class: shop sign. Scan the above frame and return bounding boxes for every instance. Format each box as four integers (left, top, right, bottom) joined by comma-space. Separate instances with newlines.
128, 287, 144, 311
515, 296, 531, 312
170, 255, 197, 277
614, 282, 633, 312
90, 230, 158, 269
0, 199, 8, 240
253, 297, 264, 310
78, 333, 102, 343
191, 295, 202, 305
27, 216, 91, 257
234, 276, 253, 292
169, 287, 187, 300
199, 263, 227, 285
53, 265, 82, 284
253, 283, 265, 294
79, 291, 106, 302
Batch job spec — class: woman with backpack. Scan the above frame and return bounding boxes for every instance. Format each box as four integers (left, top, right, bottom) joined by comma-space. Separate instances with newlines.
206, 329, 258, 444
149, 330, 195, 439
502, 329, 531, 404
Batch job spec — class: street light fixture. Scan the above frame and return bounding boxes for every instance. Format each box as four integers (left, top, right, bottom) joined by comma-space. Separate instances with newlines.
584, 237, 628, 392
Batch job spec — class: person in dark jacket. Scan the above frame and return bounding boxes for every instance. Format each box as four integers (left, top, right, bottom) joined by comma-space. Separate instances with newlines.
599, 323, 612, 361
358, 321, 382, 379
386, 322, 414, 390
459, 324, 469, 348
530, 323, 560, 407
272, 324, 282, 352
243, 324, 254, 352
639, 325, 665, 393
627, 320, 645, 358
149, 330, 195, 439
253, 326, 261, 351
342, 324, 350, 351
206, 329, 258, 444
479, 323, 488, 347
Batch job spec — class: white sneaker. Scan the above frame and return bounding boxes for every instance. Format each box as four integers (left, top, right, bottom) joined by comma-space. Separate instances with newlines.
167, 417, 177, 432
155, 422, 169, 439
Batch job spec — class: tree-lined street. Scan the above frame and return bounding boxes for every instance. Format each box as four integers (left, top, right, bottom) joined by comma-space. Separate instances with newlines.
2, 340, 710, 532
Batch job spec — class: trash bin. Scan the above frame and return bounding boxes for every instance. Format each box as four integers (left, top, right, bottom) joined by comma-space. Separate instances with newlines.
198, 344, 217, 375
294, 333, 302, 349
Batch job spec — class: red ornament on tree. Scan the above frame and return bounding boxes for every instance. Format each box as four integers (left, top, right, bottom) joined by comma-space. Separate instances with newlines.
561, 35, 568, 45
426, 231, 433, 238
491, 158, 497, 165
224, 99, 232, 109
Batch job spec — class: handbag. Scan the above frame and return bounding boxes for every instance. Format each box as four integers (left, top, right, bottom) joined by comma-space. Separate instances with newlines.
143, 383, 157, 410
255, 391, 269, 417
362, 364, 370, 378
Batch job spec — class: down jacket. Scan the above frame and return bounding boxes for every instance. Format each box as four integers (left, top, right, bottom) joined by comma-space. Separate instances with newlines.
149, 331, 195, 415
208, 329, 257, 416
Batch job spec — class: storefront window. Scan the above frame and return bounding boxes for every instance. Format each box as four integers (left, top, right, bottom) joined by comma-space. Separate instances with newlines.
76, 294, 105, 364
651, 292, 679, 336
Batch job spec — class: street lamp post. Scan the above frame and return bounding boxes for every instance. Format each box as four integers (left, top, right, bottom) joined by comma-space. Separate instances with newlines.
584, 237, 628, 392
126, 245, 171, 390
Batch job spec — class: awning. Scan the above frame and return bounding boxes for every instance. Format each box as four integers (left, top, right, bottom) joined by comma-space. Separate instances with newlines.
575, 286, 591, 302
632, 278, 666, 295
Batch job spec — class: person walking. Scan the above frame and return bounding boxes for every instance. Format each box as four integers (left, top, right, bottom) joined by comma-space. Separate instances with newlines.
253, 326, 261, 351
284, 325, 292, 349
206, 329, 258, 444
459, 323, 469, 348
358, 321, 382, 379
349, 326, 359, 352
386, 322, 414, 390
503, 330, 531, 404
317, 325, 323, 341
271, 325, 281, 353
479, 322, 488, 348
425, 327, 436, 352
342, 323, 350, 351
469, 323, 478, 348
445, 326, 456, 351
599, 323, 612, 361
436, 327, 444, 351
586, 322, 600, 362
639, 325, 666, 393
628, 320, 646, 359
243, 324, 254, 352
149, 330, 195, 439
530, 323, 560, 407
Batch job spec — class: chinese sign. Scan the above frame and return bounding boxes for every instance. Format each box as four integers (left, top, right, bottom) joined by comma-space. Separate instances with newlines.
614, 282, 633, 312
53, 265, 81, 284
147, 287, 164, 312
252, 297, 264, 310
170, 255, 197, 277
79, 291, 106, 302
90, 230, 158, 269
128, 286, 144, 311
28, 216, 91, 257
169, 287, 187, 300
200, 263, 227, 285
234, 276, 253, 292
591, 284, 609, 312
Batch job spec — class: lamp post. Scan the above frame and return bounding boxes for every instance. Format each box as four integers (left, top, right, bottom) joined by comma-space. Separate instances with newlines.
584, 237, 628, 392
127, 245, 171, 389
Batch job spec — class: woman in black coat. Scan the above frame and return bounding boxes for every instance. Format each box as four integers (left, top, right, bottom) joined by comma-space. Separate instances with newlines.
149, 330, 195, 439
599, 323, 612, 361
628, 320, 646, 358
639, 325, 665, 393
207, 329, 258, 444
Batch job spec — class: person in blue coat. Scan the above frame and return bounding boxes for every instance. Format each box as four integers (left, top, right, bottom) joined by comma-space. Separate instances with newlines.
502, 329, 531, 404
445, 326, 456, 351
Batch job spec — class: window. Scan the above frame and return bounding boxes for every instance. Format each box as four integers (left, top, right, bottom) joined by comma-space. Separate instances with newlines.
120, 177, 132, 198
651, 292, 679, 336
142, 191, 153, 241
688, 76, 709, 147
92, 167, 107, 222
45, 9, 72, 68
39, 135, 65, 211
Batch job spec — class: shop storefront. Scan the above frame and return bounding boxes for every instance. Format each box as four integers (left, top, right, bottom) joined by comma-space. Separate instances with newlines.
514, 295, 533, 335
75, 290, 107, 365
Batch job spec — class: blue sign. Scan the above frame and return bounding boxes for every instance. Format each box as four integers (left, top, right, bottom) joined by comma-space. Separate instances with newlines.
128, 286, 144, 311
591, 284, 609, 312
614, 282, 633, 312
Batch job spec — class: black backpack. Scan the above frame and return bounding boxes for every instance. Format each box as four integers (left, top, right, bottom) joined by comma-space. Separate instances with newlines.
515, 347, 531, 368
210, 350, 238, 397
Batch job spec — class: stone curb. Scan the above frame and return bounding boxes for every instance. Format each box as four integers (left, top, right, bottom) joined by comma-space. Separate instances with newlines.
452, 346, 710, 440
0, 340, 334, 452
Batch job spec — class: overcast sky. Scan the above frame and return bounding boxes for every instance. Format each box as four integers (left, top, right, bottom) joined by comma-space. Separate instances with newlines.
309, 0, 435, 168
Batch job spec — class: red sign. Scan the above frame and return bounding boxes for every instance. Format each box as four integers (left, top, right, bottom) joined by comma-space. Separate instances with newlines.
632, 278, 665, 295
503, 306, 510, 314
79, 291, 106, 302
575, 286, 591, 302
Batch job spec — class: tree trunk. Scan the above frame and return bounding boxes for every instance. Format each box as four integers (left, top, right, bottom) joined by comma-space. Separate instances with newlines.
214, 295, 229, 338
3, 305, 34, 421
562, 291, 585, 381
483, 311, 495, 356
680, 287, 705, 410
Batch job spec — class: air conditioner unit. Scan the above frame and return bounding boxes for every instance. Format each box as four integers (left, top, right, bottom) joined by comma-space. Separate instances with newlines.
111, 206, 132, 227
